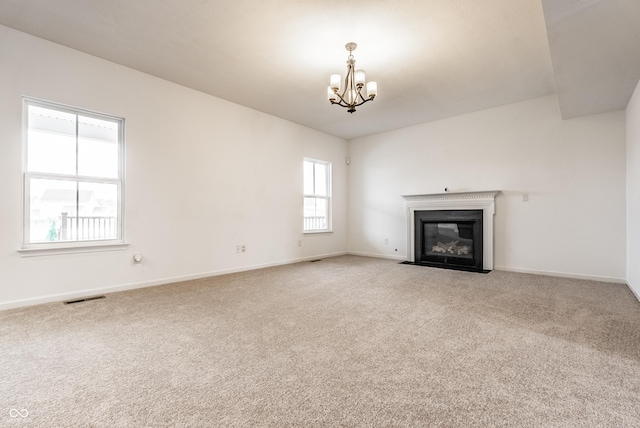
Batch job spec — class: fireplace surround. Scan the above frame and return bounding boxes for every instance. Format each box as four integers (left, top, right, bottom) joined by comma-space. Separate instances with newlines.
402, 191, 499, 271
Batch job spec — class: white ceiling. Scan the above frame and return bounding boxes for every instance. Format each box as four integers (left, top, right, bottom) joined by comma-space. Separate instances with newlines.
0, 0, 638, 139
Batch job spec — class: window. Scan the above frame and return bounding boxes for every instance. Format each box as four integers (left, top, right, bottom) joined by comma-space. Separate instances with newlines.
303, 158, 331, 232
22, 98, 125, 251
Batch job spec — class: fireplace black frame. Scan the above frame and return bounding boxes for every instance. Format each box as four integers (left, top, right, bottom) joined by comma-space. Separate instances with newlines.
413, 209, 485, 273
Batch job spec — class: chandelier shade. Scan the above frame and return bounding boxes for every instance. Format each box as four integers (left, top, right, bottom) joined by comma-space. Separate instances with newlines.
327, 43, 377, 113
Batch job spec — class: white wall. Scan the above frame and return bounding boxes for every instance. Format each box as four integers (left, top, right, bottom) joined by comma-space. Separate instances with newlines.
627, 79, 640, 299
0, 25, 348, 309
348, 95, 626, 282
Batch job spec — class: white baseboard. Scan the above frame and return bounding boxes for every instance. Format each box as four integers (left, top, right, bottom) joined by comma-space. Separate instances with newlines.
347, 251, 406, 261
494, 265, 627, 284
3, 254, 630, 311
349, 256, 628, 285
0, 251, 348, 311
627, 281, 640, 303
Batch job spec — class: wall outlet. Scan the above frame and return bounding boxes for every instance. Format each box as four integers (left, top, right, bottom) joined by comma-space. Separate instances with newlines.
384, 238, 389, 245
522, 193, 529, 202
236, 245, 242, 253
241, 245, 246, 252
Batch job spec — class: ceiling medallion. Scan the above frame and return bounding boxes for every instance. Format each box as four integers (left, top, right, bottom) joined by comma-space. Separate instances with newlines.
327, 43, 378, 113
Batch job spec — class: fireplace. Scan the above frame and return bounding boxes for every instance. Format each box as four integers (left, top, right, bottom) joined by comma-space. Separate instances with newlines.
414, 209, 483, 272
402, 191, 499, 272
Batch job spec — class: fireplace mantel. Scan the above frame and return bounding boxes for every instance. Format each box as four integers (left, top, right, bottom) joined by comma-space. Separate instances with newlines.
402, 191, 500, 270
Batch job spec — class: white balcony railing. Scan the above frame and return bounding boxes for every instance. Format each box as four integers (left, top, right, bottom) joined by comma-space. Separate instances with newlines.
59, 213, 117, 241
304, 216, 327, 231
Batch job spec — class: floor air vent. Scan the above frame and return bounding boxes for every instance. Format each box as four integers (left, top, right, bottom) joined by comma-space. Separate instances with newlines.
309, 259, 322, 263
64, 295, 106, 305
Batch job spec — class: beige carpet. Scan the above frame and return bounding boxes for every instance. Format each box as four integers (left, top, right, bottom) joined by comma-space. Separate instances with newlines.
2, 255, 640, 427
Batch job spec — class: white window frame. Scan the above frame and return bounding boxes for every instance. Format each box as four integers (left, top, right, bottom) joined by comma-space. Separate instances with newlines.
303, 157, 332, 234
20, 97, 126, 256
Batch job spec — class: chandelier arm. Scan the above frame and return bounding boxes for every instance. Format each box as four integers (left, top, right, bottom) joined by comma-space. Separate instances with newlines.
352, 97, 374, 108
331, 86, 373, 108
333, 92, 349, 107
330, 96, 373, 109
331, 99, 348, 108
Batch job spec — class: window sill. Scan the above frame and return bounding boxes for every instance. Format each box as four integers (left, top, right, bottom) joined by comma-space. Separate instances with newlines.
18, 242, 129, 257
303, 230, 333, 235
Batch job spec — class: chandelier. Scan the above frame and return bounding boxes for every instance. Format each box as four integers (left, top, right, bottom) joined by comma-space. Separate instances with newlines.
327, 43, 377, 113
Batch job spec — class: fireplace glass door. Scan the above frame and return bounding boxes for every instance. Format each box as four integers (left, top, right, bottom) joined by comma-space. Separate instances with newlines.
414, 210, 483, 271
424, 222, 474, 260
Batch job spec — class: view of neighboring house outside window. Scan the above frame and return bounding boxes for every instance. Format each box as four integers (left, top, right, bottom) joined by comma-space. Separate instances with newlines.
22, 97, 125, 250
303, 158, 331, 233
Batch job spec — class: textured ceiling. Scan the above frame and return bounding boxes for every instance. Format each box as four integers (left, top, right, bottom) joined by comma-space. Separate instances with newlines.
0, 0, 638, 139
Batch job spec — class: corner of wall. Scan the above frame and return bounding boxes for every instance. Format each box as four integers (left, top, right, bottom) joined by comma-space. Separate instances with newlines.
626, 77, 640, 302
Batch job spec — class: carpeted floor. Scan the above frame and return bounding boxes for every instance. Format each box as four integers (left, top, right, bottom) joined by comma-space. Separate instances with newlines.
2, 255, 640, 427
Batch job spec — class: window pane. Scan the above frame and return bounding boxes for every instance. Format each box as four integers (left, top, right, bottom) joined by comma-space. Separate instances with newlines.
27, 179, 120, 243
303, 161, 314, 195
303, 158, 330, 231
78, 116, 118, 143
23, 99, 124, 247
78, 116, 119, 178
304, 197, 327, 230
77, 182, 119, 240
314, 163, 327, 196
28, 178, 77, 243
27, 105, 76, 175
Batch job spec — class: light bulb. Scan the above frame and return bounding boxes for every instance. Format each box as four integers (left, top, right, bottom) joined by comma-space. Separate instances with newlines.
330, 74, 341, 91
327, 86, 337, 101
355, 70, 366, 87
367, 81, 378, 99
